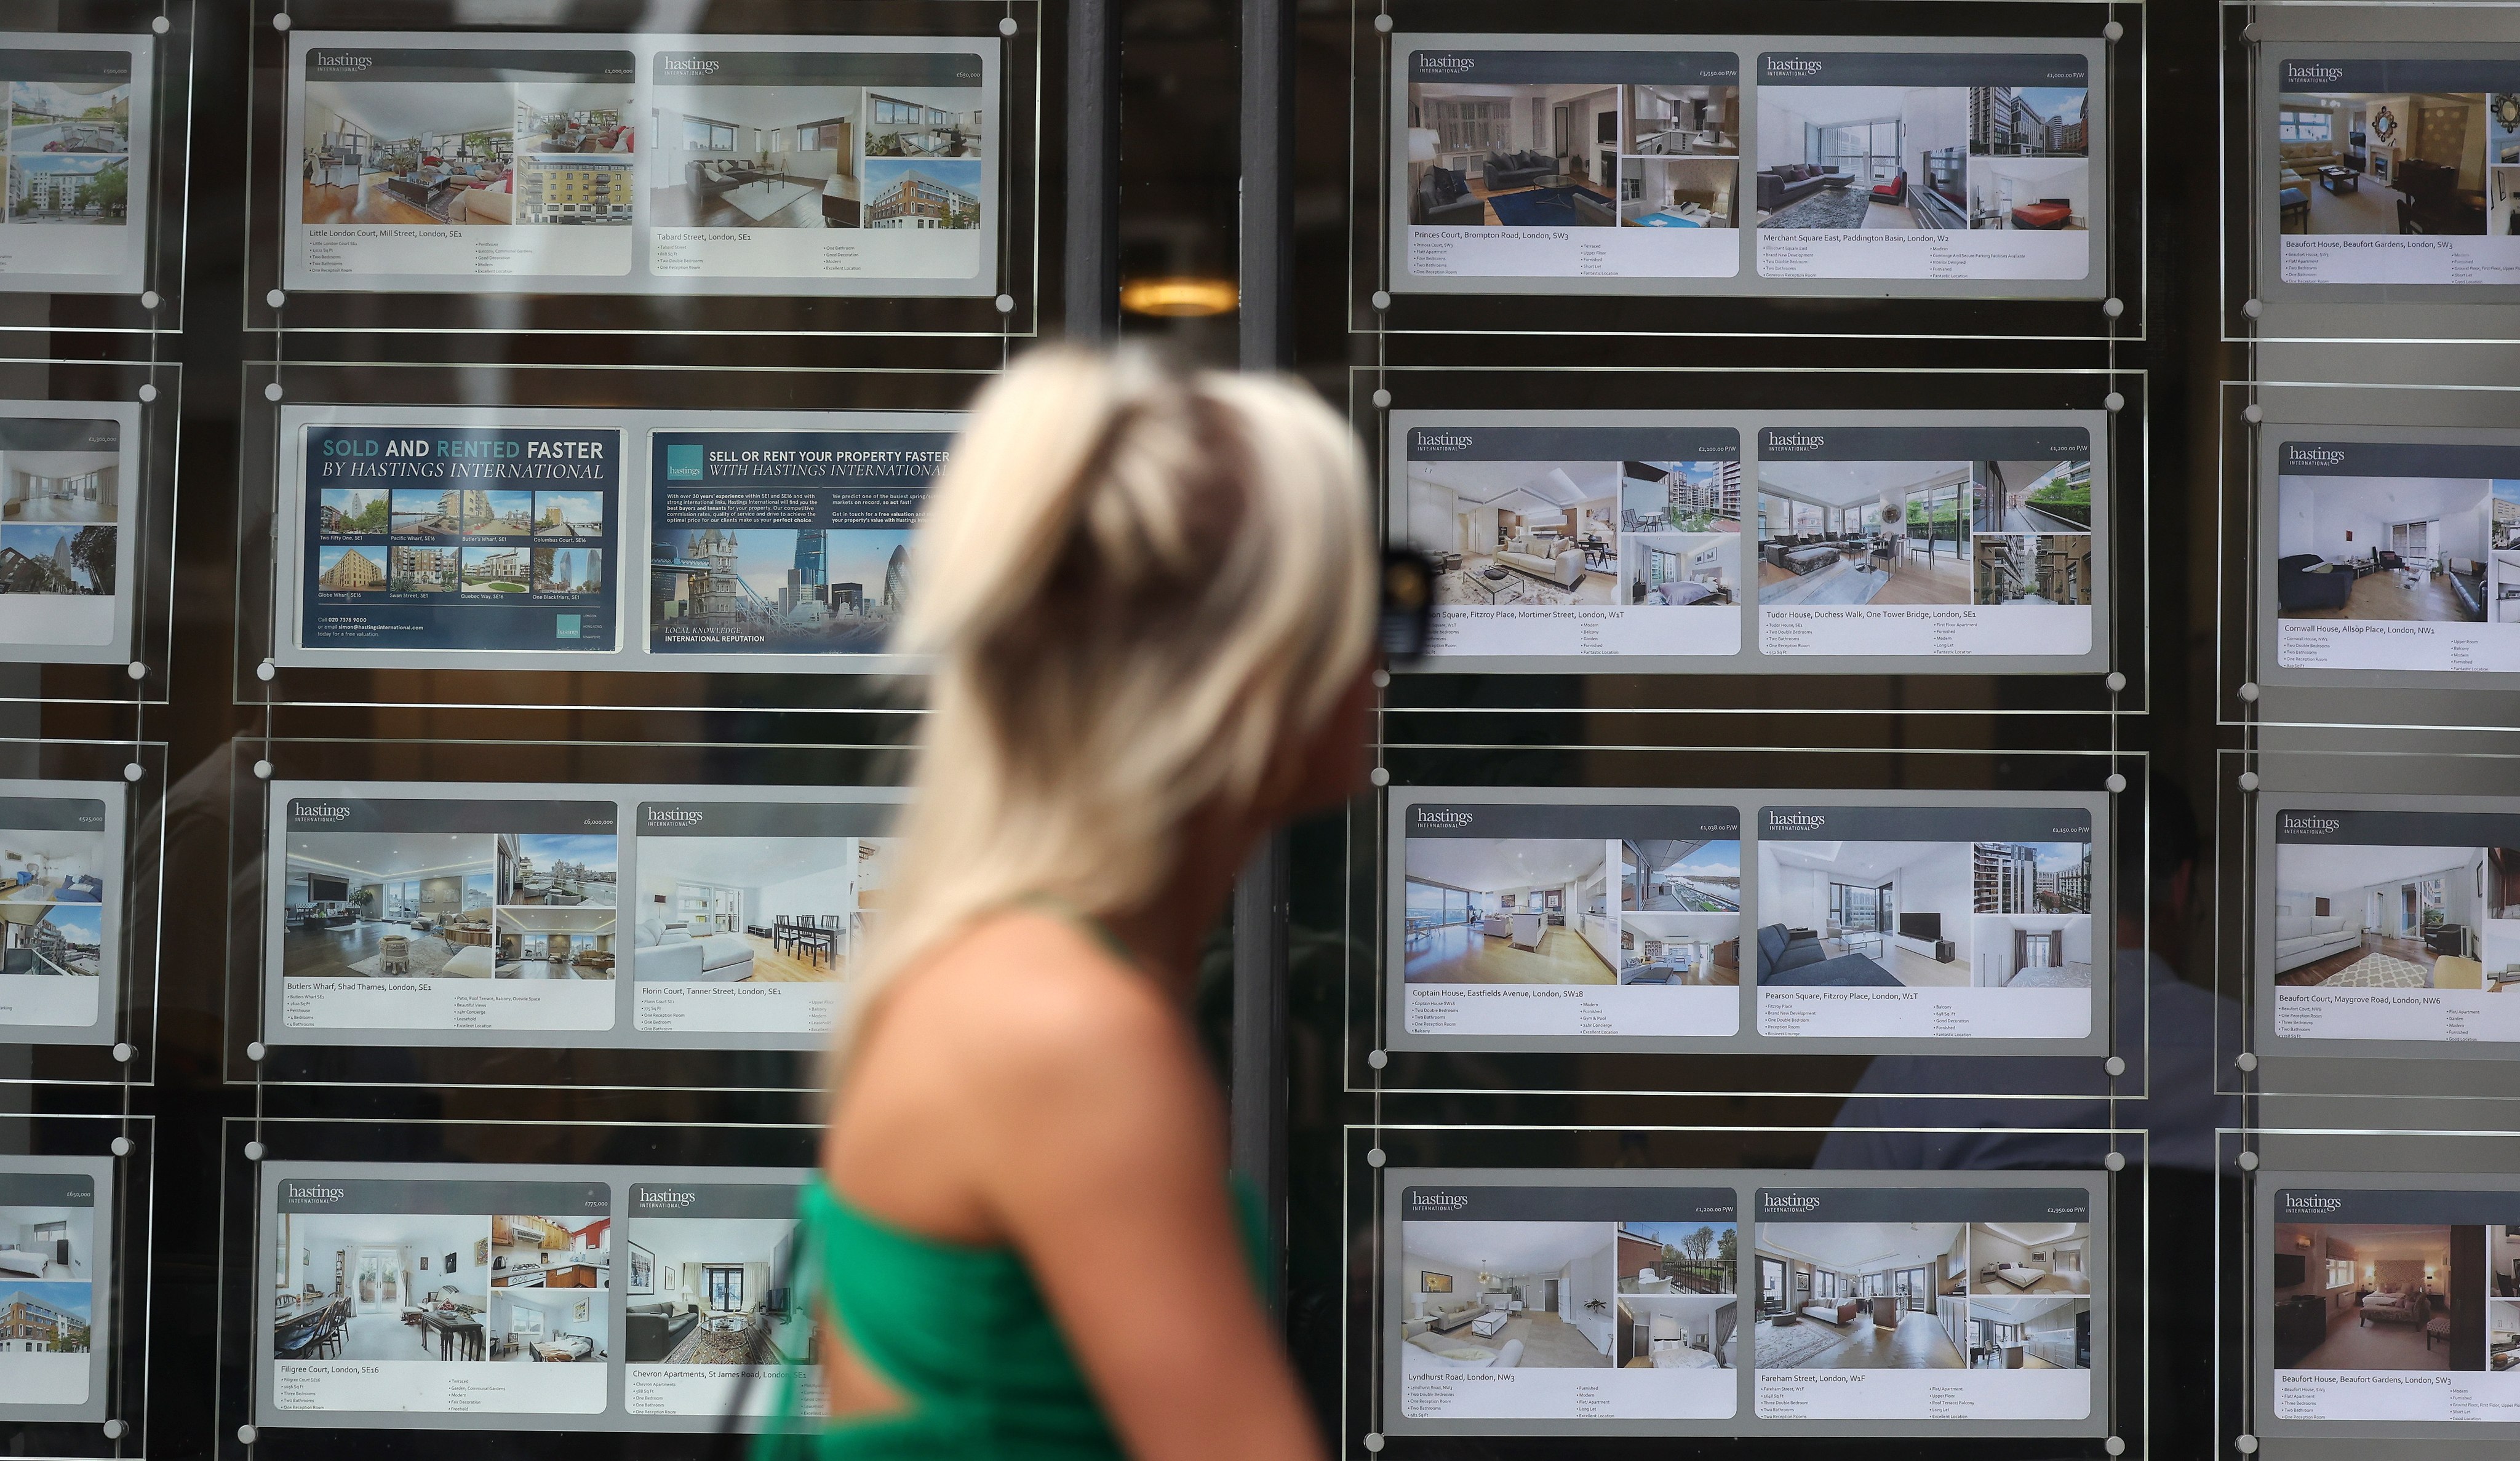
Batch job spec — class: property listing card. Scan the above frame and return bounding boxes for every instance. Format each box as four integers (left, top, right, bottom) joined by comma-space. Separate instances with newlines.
2267, 438, 2520, 675
1395, 420, 1743, 661
2264, 802, 2520, 1045
0, 782, 119, 1041
265, 1172, 612, 1419
1394, 43, 1744, 282
1754, 424, 2097, 659
1753, 802, 2098, 1041
620, 1179, 818, 1418
1753, 1185, 2095, 1421
2263, 1185, 2520, 1425
1393, 795, 1742, 1042
1393, 1182, 1740, 1422
1753, 50, 2097, 282
645, 428, 949, 664
0, 36, 151, 293
298, 420, 620, 655
0, 1164, 105, 1412
630, 797, 896, 1035
2267, 58, 2520, 287
0, 407, 136, 664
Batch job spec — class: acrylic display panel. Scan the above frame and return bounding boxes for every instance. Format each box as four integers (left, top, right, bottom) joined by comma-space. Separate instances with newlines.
0, 738, 162, 1081
0, 1115, 151, 1461
1389, 409, 2110, 676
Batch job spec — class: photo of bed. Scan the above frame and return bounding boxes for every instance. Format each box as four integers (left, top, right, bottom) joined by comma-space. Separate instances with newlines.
2274, 472, 2490, 623
2269, 1221, 2471, 1371
1616, 1220, 1737, 1369
1403, 458, 1621, 608
1621, 533, 1736, 608
0, 1203, 89, 1283
270, 1211, 492, 1363
2271, 840, 2513, 992
1968, 1221, 2091, 1296
1753, 1222, 1968, 1369
631, 830, 890, 985
650, 85, 861, 228
620, 1215, 807, 1365
1397, 1220, 1617, 1373
1755, 460, 1971, 608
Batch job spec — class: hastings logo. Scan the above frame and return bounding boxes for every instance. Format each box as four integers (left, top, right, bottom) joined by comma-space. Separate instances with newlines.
2285, 445, 2346, 466
310, 52, 373, 71
285, 1183, 345, 1203
645, 808, 704, 826
1408, 1191, 1470, 1210
640, 1188, 699, 1207
1763, 432, 1826, 450
1764, 58, 1822, 76
1418, 55, 1475, 72
1766, 812, 1825, 830
2282, 1194, 2344, 1213
294, 803, 351, 822
1413, 432, 1474, 452
662, 57, 721, 74
2285, 64, 2345, 85
1762, 1193, 1820, 1212
1414, 808, 1475, 827
2279, 813, 2343, 835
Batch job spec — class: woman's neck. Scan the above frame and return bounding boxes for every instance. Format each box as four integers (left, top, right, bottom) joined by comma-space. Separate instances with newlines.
1098, 809, 1263, 997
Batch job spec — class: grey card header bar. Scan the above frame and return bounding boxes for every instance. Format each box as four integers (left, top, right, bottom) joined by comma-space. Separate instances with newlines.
653, 51, 983, 87
637, 801, 896, 838
285, 797, 616, 835
276, 1177, 609, 1214
304, 47, 636, 82
1756, 1187, 2091, 1222
1758, 52, 2087, 87
2274, 807, 2520, 846
2276, 1188, 2520, 1225
1408, 426, 1740, 462
1410, 50, 1739, 86
1758, 426, 2091, 461
2273, 440, 2520, 479
0, 418, 121, 453
0, 1172, 95, 1207
0, 798, 108, 832
629, 1182, 805, 1220
1402, 1186, 1737, 1222
2279, 59, 2508, 94
1405, 803, 1740, 840
1758, 805, 2092, 842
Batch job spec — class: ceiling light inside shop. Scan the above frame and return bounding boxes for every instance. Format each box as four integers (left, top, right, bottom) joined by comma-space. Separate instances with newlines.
1120, 276, 1238, 317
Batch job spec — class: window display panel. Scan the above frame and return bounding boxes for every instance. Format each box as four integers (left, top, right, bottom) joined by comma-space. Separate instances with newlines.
0, 403, 142, 667
260, 779, 901, 1051
0, 781, 122, 1046
282, 33, 998, 297
0, 36, 151, 295
0, 1162, 108, 1419
273, 405, 956, 675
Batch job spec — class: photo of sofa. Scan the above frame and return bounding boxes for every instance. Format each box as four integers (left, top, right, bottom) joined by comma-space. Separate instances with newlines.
631, 829, 887, 985
299, 82, 519, 227
618, 1212, 806, 1365
2271, 838, 2508, 991
1402, 457, 1621, 607
2272, 88, 2487, 236
1403, 81, 1618, 226
649, 86, 863, 228
2274, 471, 2492, 624
1755, 459, 1972, 608
1399, 1219, 1617, 1373
1755, 82, 1966, 231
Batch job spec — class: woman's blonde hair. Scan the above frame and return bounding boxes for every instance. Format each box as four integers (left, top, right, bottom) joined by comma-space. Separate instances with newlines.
845, 346, 1376, 1052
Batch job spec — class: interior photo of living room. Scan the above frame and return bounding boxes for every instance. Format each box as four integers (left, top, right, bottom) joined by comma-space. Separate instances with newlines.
513, 84, 635, 228
493, 907, 616, 980
2269, 1221, 2469, 1371
0, 446, 116, 525
1397, 1220, 1616, 1373
649, 85, 860, 228
498, 831, 617, 907
1755, 85, 1969, 229
1973, 533, 2094, 607
1402, 837, 1618, 985
1753, 1222, 1968, 1370
2275, 470, 2490, 623
1404, 80, 1621, 227
631, 830, 885, 984
622, 1217, 806, 1365
1969, 1220, 2091, 1295
1617, 913, 1740, 988
1616, 1219, 1737, 1369
282, 831, 500, 979
2273, 88, 2486, 236
1754, 461, 1971, 608
270, 1210, 492, 1363
1756, 837, 1974, 988
299, 81, 519, 226
2271, 839, 2513, 992
1402, 456, 1618, 607
2, 821, 106, 981
1967, 1295, 2089, 1369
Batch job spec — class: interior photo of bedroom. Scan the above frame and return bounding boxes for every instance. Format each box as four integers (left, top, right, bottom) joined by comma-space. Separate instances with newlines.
2273, 87, 2486, 236
1397, 1220, 1616, 1374
1402, 457, 1619, 607
486, 1213, 609, 1362
2270, 840, 2510, 992
1973, 533, 2095, 607
1621, 533, 1735, 608
270, 1211, 492, 1363
622, 1217, 807, 1366
1967, 1296, 2089, 1369
1968, 155, 2090, 231
2274, 471, 2490, 623
281, 831, 500, 979
1404, 81, 1621, 228
1753, 1222, 1968, 1369
0, 1202, 87, 1286
1968, 1220, 2091, 1296
299, 82, 521, 226
1402, 837, 1619, 985
648, 85, 860, 228
1615, 1220, 1737, 1369
631, 832, 887, 984
1754, 461, 1971, 608
2270, 1222, 2470, 1371
1755, 85, 1969, 230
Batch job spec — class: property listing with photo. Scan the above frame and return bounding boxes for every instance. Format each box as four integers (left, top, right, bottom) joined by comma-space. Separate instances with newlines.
1392, 418, 1742, 663
1755, 423, 2100, 660
645, 44, 994, 290
267, 790, 620, 1038
629, 797, 897, 1036
0, 40, 148, 290
2269, 57, 2519, 287
1389, 1181, 1740, 1426
620, 1179, 815, 1419
2263, 802, 2520, 1046
1754, 801, 2100, 1042
1753, 47, 2098, 284
2267, 438, 2520, 675
0, 410, 131, 663
263, 1172, 611, 1420
0, 787, 114, 1035
1753, 1185, 2096, 1422
646, 428, 950, 664
287, 39, 637, 287
1391, 794, 1743, 1045
1392, 41, 1743, 287
0, 1167, 103, 1410
295, 421, 620, 657
2262, 1184, 2520, 1426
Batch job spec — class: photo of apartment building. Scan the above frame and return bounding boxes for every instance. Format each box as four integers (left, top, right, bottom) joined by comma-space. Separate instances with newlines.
863, 161, 980, 229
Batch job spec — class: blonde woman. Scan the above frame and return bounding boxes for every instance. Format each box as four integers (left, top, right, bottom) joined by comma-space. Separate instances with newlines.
769, 349, 1387, 1460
